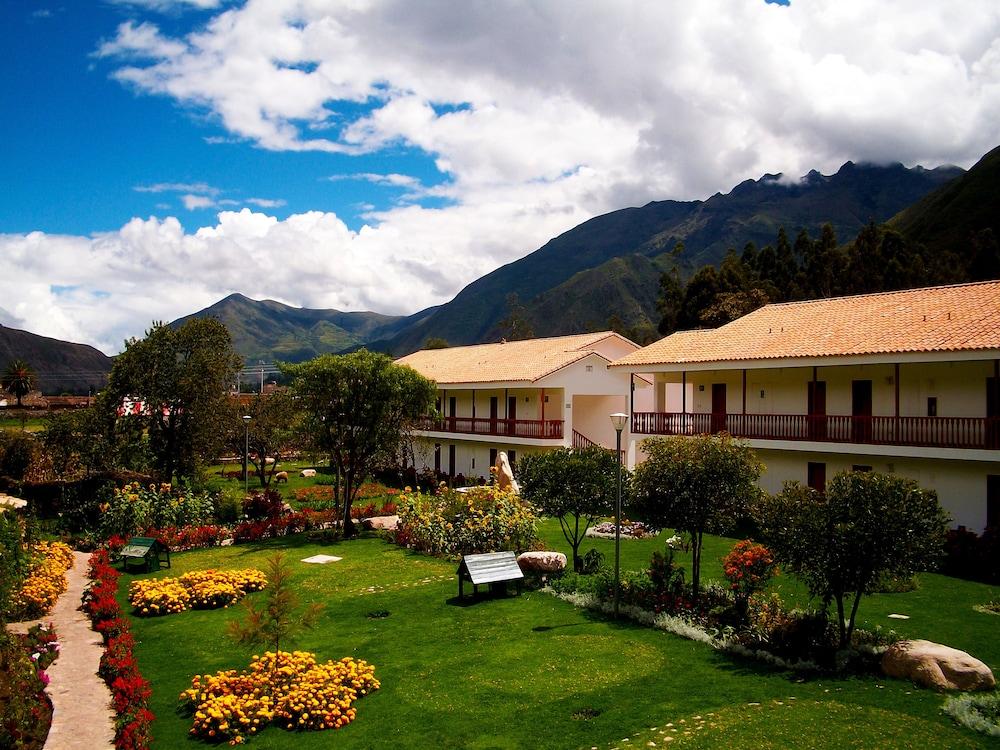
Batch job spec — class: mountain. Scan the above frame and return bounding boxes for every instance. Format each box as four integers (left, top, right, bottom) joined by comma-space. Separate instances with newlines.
890, 144, 1000, 258
171, 293, 437, 364
0, 325, 113, 395
381, 160, 963, 353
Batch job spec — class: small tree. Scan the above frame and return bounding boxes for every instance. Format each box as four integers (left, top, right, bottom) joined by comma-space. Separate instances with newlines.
226, 393, 301, 487
519, 447, 624, 572
282, 351, 436, 537
760, 471, 948, 648
1, 359, 36, 408
632, 434, 763, 599
227, 552, 323, 663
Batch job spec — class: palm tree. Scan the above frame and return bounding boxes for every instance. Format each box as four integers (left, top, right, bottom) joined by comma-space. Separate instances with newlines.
2, 359, 36, 407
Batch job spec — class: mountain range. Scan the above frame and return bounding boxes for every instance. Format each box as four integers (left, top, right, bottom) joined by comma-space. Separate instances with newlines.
4, 144, 997, 390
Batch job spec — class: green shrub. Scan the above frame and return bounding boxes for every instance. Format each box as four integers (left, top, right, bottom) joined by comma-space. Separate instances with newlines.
0, 512, 30, 624
0, 432, 37, 481
98, 481, 216, 539
397, 485, 538, 556
213, 488, 244, 524
943, 692, 1000, 738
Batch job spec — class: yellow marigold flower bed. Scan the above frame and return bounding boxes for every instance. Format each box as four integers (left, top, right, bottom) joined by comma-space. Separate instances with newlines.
179, 650, 379, 745
11, 541, 74, 619
128, 568, 267, 617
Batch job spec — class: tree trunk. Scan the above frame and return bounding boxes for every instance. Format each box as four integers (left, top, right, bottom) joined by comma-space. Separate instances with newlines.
835, 593, 847, 648
845, 591, 863, 647
691, 531, 703, 601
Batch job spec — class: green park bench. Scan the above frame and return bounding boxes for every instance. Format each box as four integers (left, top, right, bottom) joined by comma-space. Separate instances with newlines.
119, 537, 170, 573
457, 551, 523, 599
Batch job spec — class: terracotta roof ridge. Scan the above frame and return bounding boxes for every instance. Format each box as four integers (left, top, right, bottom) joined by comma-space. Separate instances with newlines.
755, 279, 1000, 310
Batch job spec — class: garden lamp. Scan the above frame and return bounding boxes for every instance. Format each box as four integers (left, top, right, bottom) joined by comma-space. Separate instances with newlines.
610, 412, 628, 618
242, 414, 252, 495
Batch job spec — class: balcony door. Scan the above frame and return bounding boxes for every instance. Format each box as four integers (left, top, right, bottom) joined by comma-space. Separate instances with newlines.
852, 380, 872, 443
489, 396, 499, 435
988, 377, 1000, 449
711, 383, 727, 433
808, 381, 827, 440
506, 395, 517, 435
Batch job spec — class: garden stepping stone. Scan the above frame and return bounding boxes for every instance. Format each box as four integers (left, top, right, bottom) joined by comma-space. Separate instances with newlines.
887, 613, 910, 619
301, 554, 343, 564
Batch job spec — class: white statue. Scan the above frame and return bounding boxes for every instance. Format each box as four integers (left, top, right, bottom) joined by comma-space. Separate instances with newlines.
492, 451, 520, 494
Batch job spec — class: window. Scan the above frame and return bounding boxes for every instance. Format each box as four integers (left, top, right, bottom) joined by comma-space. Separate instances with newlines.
508, 450, 516, 470
489, 448, 497, 467
927, 397, 938, 417
852, 465, 872, 472
807, 462, 826, 493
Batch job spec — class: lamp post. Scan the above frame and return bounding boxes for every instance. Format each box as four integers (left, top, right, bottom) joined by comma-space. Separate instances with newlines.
242, 414, 252, 495
610, 412, 629, 618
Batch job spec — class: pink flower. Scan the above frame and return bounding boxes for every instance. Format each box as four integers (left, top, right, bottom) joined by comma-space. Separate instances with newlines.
38, 670, 50, 686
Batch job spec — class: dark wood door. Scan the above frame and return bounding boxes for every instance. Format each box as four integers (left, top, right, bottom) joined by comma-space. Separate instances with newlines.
434, 444, 441, 474
489, 397, 499, 434
807, 462, 826, 494
988, 377, 1000, 449
808, 381, 827, 440
711, 383, 727, 433
507, 396, 517, 434
448, 445, 456, 478
852, 380, 872, 443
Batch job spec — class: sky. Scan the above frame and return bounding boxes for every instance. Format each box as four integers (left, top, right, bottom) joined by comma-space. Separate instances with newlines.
1, 0, 998, 355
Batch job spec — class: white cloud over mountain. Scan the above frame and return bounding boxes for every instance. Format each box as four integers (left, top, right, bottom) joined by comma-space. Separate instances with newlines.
5, 0, 1000, 353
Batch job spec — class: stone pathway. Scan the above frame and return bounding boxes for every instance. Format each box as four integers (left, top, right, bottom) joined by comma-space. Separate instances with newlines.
10, 551, 115, 750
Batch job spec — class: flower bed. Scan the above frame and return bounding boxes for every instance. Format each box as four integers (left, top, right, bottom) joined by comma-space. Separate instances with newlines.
179, 650, 379, 745
128, 569, 267, 617
99, 483, 215, 540
396, 485, 538, 557
9, 541, 74, 620
584, 519, 652, 540
0, 626, 58, 750
84, 550, 154, 750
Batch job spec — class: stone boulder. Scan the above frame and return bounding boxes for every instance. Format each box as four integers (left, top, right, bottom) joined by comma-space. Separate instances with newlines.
517, 551, 567, 574
881, 639, 996, 691
362, 515, 400, 531
300, 469, 317, 478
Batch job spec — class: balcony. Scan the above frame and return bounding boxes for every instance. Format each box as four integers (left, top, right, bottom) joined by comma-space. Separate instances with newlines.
632, 412, 1000, 450
415, 416, 564, 440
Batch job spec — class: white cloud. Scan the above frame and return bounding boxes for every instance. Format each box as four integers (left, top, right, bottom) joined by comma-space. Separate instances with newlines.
7, 1, 998, 352
134, 181, 219, 195
107, 0, 222, 10
329, 173, 423, 189
181, 194, 217, 210
245, 197, 287, 208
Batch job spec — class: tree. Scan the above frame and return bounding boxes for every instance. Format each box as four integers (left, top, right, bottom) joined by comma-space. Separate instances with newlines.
759, 471, 948, 648
518, 447, 624, 572
656, 267, 684, 334
632, 434, 763, 598
1, 359, 36, 408
103, 319, 242, 482
678, 266, 721, 329
282, 350, 436, 537
497, 293, 535, 341
423, 337, 450, 350
226, 393, 301, 487
227, 552, 323, 664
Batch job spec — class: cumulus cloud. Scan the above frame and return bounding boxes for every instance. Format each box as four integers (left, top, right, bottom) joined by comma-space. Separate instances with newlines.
7, 1, 1000, 352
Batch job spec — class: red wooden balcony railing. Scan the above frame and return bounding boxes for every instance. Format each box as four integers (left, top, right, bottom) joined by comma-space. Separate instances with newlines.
632, 412, 1000, 450
415, 416, 564, 439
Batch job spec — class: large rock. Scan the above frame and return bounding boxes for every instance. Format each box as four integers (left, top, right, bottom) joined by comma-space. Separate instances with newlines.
362, 515, 399, 531
517, 551, 567, 574
881, 639, 996, 691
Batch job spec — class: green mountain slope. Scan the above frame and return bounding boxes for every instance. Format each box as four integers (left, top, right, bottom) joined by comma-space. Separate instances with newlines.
171, 294, 434, 364
382, 160, 962, 354
890, 144, 1000, 256
0, 325, 113, 395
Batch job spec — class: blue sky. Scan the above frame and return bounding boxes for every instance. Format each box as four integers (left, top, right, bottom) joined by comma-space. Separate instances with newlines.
1, 1, 997, 353
1, 3, 449, 235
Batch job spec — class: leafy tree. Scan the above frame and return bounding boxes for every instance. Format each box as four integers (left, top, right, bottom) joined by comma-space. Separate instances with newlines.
497, 293, 535, 341
227, 552, 323, 663
519, 447, 625, 572
424, 337, 450, 350
1, 359, 36, 408
759, 471, 948, 648
699, 288, 769, 328
103, 319, 242, 482
656, 267, 684, 334
0, 431, 36, 481
226, 393, 301, 487
803, 223, 841, 298
969, 228, 1000, 281
678, 266, 721, 329
282, 350, 436, 537
632, 434, 763, 598
42, 396, 148, 478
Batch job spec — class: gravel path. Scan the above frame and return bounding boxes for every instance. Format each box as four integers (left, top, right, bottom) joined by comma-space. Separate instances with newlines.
11, 550, 115, 750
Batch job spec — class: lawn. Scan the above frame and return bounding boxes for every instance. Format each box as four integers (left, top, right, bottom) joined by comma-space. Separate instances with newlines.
122, 528, 1000, 749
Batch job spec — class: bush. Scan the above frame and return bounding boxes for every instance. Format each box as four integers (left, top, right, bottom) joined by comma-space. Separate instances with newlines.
98, 482, 215, 539
943, 691, 1000, 738
0, 631, 54, 750
0, 431, 37, 481
942, 526, 1000, 584
242, 488, 284, 521
213, 488, 244, 524
396, 485, 538, 556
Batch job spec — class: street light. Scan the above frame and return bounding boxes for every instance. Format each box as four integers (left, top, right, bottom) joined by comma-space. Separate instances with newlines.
610, 412, 629, 618
242, 415, 252, 495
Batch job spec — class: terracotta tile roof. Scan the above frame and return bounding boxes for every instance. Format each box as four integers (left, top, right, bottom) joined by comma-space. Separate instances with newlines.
397, 331, 631, 384
612, 280, 1000, 368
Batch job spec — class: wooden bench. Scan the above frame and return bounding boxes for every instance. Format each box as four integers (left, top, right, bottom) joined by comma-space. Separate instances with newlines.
119, 537, 170, 573
457, 551, 524, 598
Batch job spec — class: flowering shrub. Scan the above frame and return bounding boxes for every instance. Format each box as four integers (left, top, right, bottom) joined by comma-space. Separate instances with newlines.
722, 540, 777, 605
9, 541, 74, 620
0, 627, 56, 750
128, 569, 267, 616
586, 519, 652, 539
242, 490, 284, 521
140, 525, 231, 552
232, 510, 337, 543
396, 485, 538, 556
179, 650, 380, 745
84, 550, 154, 750
99, 482, 215, 540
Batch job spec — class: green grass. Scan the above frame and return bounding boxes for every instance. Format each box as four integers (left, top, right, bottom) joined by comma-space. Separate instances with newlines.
0, 416, 46, 433
123, 529, 1000, 749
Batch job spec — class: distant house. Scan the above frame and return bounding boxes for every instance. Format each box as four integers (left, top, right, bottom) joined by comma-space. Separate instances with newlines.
611, 281, 1000, 532
396, 332, 652, 482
